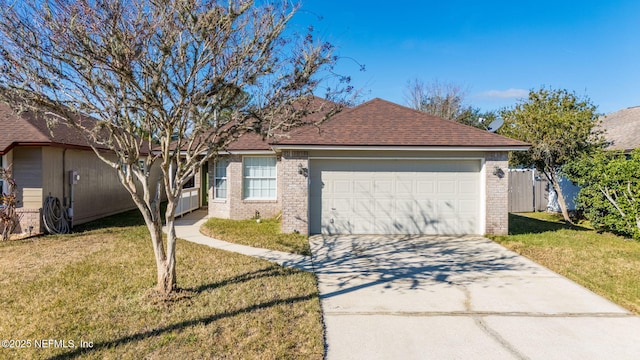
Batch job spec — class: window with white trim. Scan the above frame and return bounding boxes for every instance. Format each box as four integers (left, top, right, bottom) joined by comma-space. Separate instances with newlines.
243, 156, 276, 199
214, 159, 228, 199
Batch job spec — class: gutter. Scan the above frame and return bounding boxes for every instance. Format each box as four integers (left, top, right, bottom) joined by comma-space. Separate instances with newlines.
269, 145, 531, 152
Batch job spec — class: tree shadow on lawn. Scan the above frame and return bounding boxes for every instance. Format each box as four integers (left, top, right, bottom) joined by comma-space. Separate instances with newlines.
73, 202, 170, 232
508, 213, 591, 235
48, 266, 315, 360
186, 265, 295, 294
48, 294, 316, 360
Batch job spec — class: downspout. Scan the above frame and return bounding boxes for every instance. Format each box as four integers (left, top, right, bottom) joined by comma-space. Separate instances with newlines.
68, 172, 75, 228
63, 148, 74, 229
532, 169, 536, 211
62, 148, 67, 206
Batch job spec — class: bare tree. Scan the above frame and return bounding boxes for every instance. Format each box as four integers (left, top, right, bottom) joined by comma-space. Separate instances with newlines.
0, 0, 349, 295
405, 78, 470, 121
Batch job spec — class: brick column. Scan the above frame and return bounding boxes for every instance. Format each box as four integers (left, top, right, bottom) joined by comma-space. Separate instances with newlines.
280, 150, 309, 234
485, 152, 509, 235
15, 208, 42, 235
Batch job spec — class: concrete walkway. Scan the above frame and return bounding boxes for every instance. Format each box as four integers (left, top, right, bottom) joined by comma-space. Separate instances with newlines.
170, 210, 313, 271
311, 234, 640, 360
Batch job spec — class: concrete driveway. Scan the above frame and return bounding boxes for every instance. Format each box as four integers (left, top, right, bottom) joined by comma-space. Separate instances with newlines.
310, 235, 640, 360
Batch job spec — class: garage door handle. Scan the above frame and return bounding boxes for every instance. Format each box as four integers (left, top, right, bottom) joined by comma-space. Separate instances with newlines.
331, 208, 336, 210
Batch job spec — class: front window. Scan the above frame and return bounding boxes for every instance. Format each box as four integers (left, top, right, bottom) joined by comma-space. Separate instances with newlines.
214, 159, 228, 199
243, 156, 276, 199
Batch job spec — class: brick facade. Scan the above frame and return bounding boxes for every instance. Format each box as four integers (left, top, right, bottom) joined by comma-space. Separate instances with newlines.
208, 154, 282, 221
208, 151, 512, 236
280, 151, 309, 234
14, 207, 42, 235
484, 151, 509, 235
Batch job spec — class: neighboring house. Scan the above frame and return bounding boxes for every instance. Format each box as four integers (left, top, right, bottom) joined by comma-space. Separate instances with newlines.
0, 102, 163, 235
208, 98, 529, 236
544, 106, 640, 213
600, 106, 640, 152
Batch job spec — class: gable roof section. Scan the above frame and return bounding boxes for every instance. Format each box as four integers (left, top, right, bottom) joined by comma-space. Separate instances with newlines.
271, 98, 529, 149
600, 106, 640, 152
0, 101, 94, 154
0, 101, 154, 155
219, 95, 344, 152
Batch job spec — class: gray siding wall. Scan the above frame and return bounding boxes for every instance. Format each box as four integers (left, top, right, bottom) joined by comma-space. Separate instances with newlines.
42, 147, 136, 225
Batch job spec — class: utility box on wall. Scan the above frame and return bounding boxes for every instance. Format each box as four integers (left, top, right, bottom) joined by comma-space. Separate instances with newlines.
69, 170, 79, 185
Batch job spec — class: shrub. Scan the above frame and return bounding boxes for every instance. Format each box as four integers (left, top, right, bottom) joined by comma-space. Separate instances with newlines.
565, 149, 640, 239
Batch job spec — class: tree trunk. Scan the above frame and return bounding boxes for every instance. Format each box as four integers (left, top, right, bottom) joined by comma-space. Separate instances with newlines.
148, 218, 177, 295
148, 215, 176, 295
549, 172, 572, 223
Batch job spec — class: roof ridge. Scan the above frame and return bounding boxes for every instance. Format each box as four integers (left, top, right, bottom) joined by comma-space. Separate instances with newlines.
367, 97, 524, 142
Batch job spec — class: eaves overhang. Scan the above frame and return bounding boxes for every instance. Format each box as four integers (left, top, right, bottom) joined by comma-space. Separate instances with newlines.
270, 145, 530, 152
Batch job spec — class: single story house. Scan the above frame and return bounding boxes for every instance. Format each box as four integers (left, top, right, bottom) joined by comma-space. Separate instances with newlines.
0, 102, 166, 235
208, 98, 529, 236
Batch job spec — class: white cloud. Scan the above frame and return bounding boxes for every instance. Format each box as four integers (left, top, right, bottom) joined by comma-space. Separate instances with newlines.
479, 88, 528, 100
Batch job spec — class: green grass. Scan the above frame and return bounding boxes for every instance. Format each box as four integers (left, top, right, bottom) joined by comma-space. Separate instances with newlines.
0, 209, 323, 359
491, 213, 640, 314
201, 217, 311, 256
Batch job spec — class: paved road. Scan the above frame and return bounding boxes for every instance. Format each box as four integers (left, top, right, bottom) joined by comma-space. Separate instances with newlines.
310, 235, 640, 360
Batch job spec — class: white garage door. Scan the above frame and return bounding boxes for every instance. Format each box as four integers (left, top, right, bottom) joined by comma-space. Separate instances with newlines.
309, 159, 481, 235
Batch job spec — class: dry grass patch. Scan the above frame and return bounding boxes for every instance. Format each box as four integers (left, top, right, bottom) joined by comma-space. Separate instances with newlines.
491, 213, 640, 314
201, 217, 310, 256
0, 211, 323, 359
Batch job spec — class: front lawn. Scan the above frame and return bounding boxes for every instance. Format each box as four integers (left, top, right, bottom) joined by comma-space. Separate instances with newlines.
201, 217, 310, 256
0, 210, 323, 359
491, 213, 640, 314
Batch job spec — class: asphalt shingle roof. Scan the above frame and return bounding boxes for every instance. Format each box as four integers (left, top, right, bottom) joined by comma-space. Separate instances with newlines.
600, 106, 640, 152
3, 97, 528, 154
0, 101, 94, 154
0, 101, 156, 155
271, 98, 529, 148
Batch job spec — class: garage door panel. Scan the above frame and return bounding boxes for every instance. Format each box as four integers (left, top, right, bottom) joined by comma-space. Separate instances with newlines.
438, 199, 457, 214
396, 180, 413, 195
459, 180, 478, 194
374, 198, 394, 217
327, 219, 355, 235
333, 180, 352, 194
437, 218, 458, 234
416, 180, 435, 195
458, 199, 477, 213
354, 180, 371, 194
438, 181, 456, 195
353, 216, 375, 233
374, 180, 393, 194
458, 218, 478, 234
354, 198, 374, 215
396, 199, 415, 215
311, 159, 480, 235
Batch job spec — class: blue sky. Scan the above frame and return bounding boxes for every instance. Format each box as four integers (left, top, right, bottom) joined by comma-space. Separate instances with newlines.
292, 0, 640, 114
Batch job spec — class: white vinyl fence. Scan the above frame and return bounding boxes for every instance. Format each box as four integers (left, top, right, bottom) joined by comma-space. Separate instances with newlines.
175, 187, 200, 217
